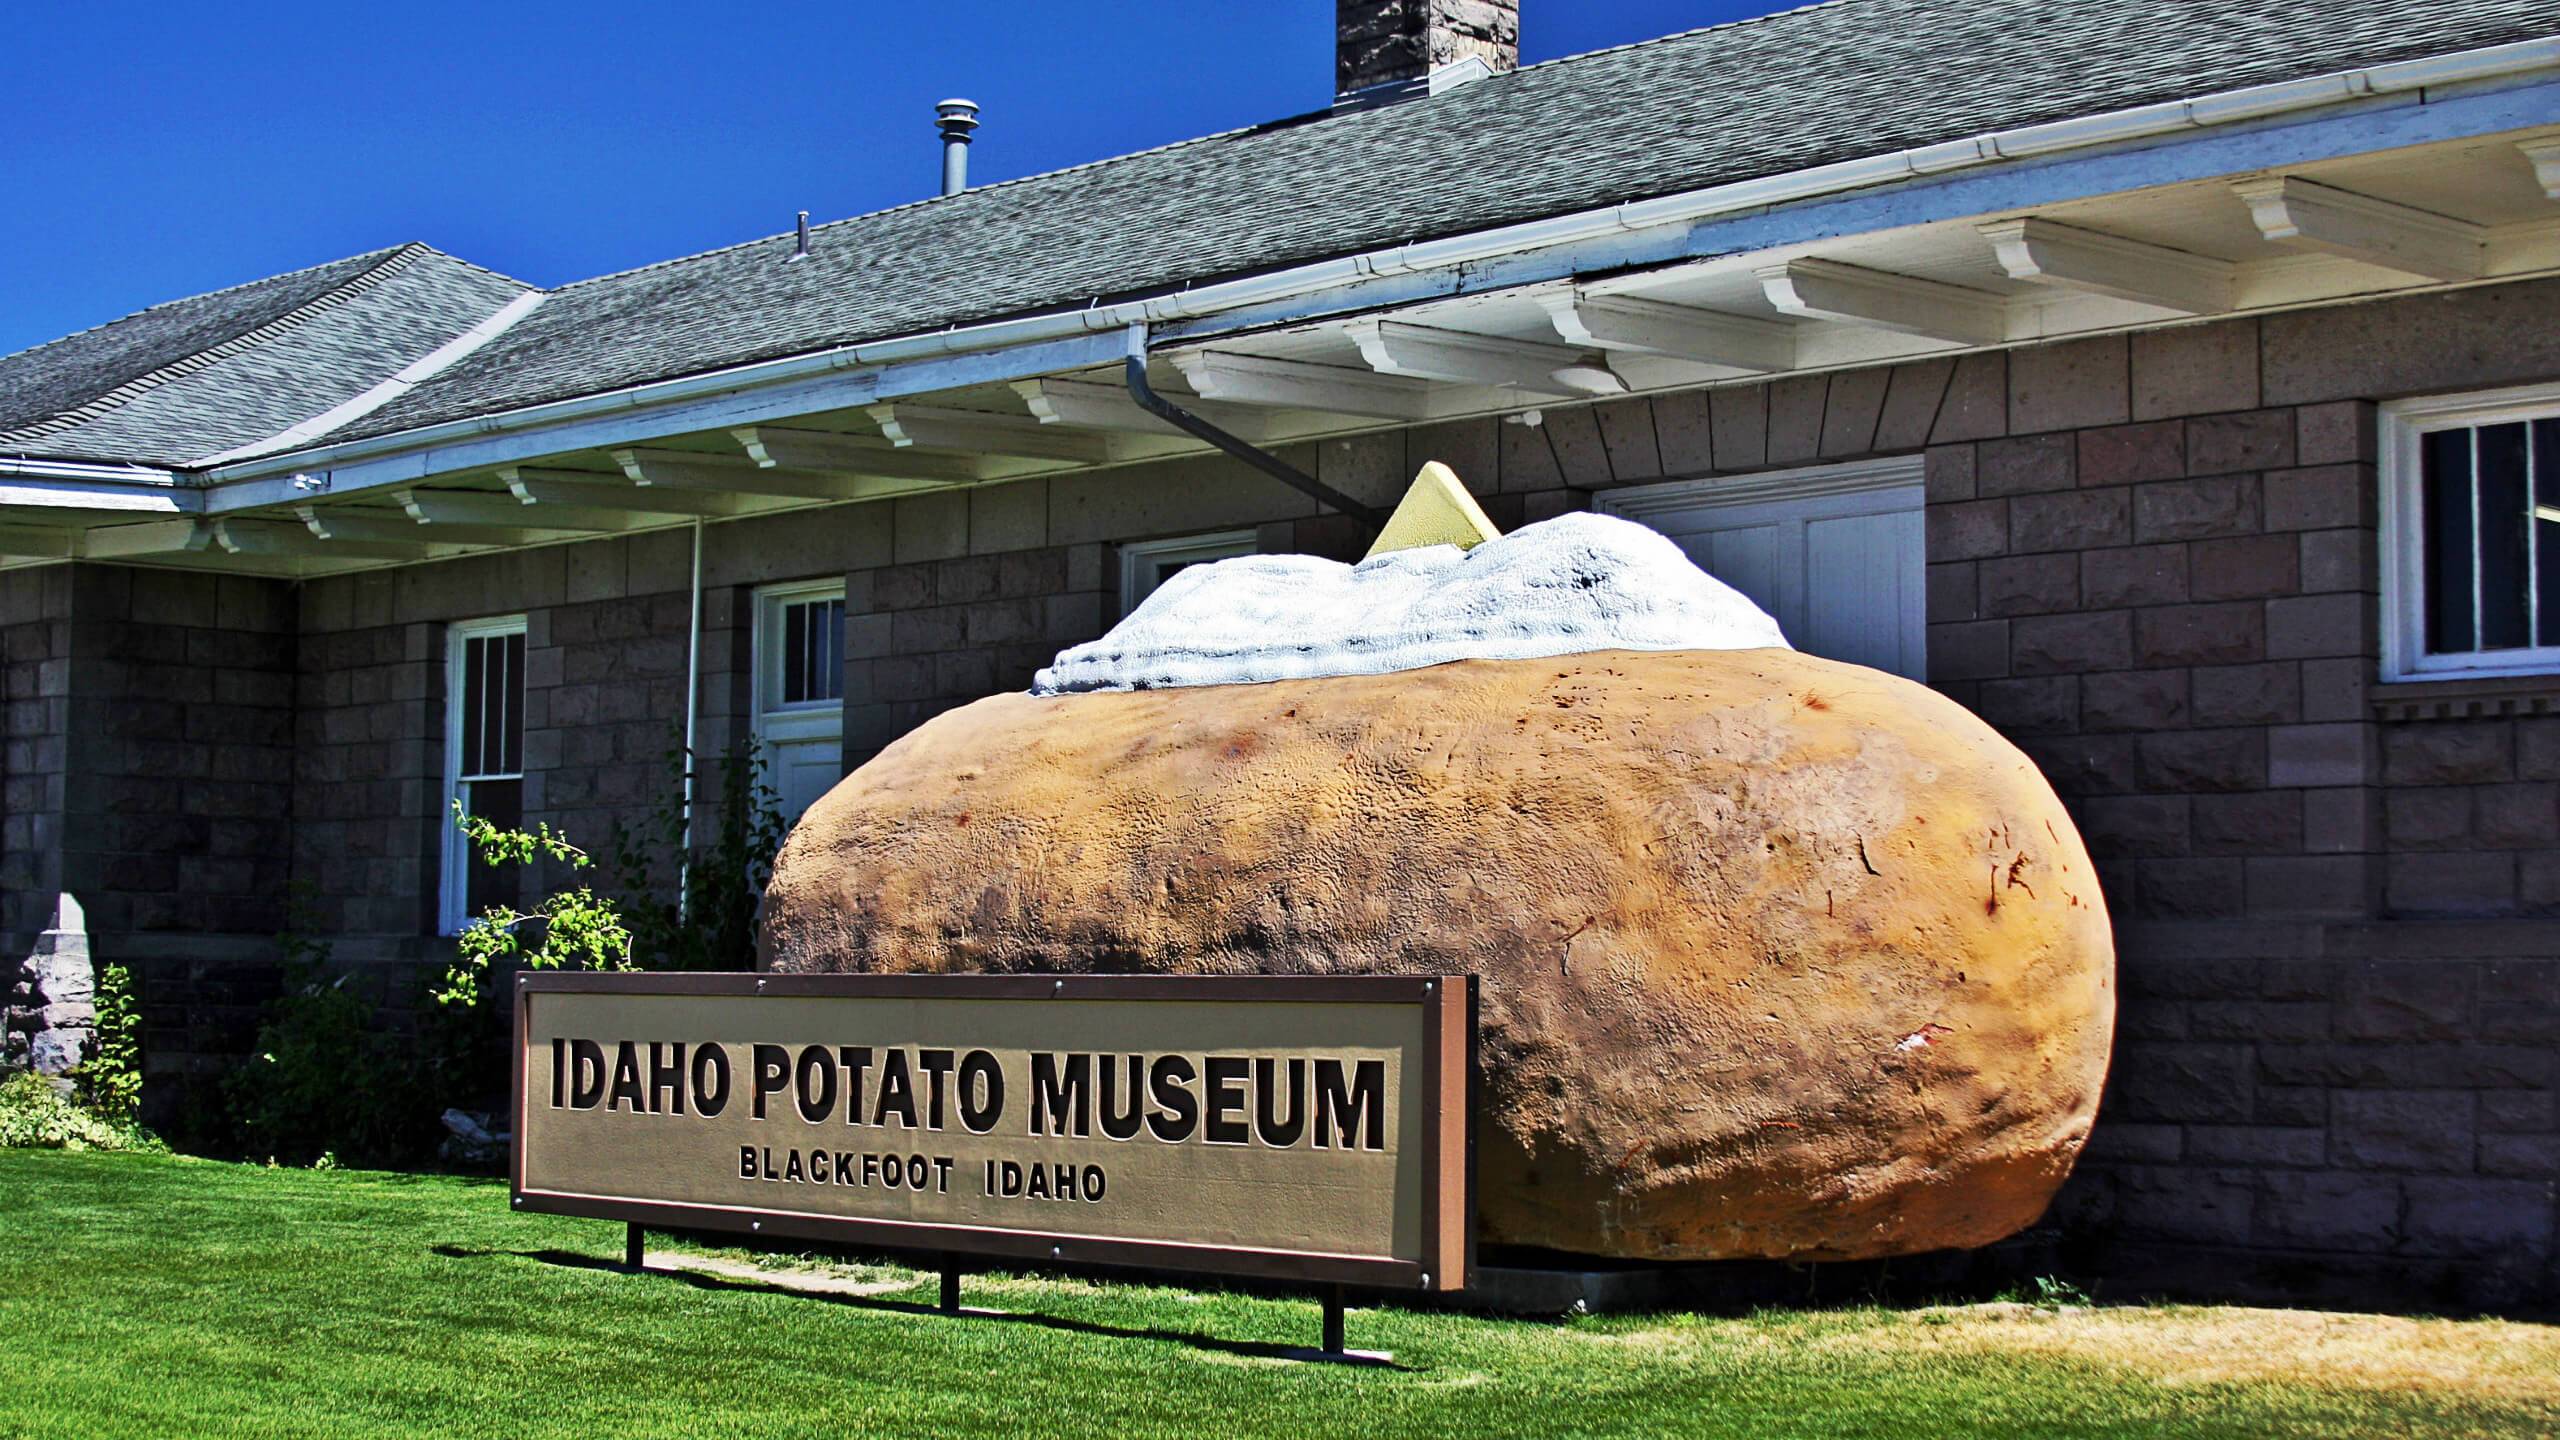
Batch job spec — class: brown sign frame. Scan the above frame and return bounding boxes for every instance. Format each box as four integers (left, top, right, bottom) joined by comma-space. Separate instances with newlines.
511, 971, 1474, 1291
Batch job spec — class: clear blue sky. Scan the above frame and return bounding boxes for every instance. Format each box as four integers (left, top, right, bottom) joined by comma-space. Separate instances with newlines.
0, 2, 1775, 358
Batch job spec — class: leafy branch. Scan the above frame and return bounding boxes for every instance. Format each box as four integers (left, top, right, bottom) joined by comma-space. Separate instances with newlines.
433, 801, 636, 1009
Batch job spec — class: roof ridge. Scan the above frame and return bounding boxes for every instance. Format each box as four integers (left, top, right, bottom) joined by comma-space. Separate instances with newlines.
545, 3, 1861, 296
0, 243, 457, 455
197, 287, 549, 465
0, 242, 416, 370
1510, 0, 1851, 75
396, 241, 539, 294
548, 121, 1276, 295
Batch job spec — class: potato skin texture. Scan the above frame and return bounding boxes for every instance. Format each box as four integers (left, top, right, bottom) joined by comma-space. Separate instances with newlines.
764, 648, 2115, 1261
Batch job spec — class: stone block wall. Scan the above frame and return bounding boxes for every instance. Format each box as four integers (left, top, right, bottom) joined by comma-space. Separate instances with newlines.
839, 483, 1110, 768
2073, 921, 2557, 1307
291, 613, 442, 940
0, 566, 70, 947
2381, 717, 2560, 914
0, 564, 298, 1086
59, 568, 298, 940
1917, 327, 2384, 926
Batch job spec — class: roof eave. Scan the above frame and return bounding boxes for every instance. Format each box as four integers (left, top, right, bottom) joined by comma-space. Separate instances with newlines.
197, 32, 2560, 501
0, 455, 201, 523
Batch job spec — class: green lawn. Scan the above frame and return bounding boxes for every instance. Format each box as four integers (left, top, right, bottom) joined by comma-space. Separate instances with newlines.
2, 1150, 2552, 1439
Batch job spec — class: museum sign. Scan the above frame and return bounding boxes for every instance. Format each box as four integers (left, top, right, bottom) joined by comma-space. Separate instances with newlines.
512, 972, 1473, 1290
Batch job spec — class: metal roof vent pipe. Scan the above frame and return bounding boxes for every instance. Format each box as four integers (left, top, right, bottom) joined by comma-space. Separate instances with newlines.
936, 99, 980, 196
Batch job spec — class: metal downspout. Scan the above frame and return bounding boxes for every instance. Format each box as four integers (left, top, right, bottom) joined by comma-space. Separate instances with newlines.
1121, 322, 1386, 532
677, 517, 704, 922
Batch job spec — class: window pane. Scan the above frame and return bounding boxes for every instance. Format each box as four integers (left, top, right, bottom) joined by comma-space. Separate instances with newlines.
461, 777, 523, 918
459, 635, 486, 777
500, 632, 525, 774
815, 599, 844, 702
455, 628, 525, 780
2538, 419, 2560, 648
772, 597, 846, 705
2422, 428, 2475, 654
480, 634, 508, 775
783, 603, 808, 703
802, 601, 822, 701
2478, 423, 2530, 651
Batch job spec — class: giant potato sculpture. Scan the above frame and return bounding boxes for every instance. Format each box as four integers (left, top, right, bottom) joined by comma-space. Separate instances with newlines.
763, 485, 2114, 1262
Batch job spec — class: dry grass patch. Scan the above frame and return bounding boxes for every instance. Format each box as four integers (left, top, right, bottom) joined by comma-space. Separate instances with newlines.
645, 1249, 917, 1298
1874, 1302, 2560, 1404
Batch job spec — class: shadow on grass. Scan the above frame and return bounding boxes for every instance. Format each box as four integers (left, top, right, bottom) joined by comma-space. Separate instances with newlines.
430, 1245, 1415, 1370
355, 1171, 510, 1190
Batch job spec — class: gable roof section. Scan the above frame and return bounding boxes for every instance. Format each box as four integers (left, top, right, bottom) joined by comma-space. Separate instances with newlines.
5, 0, 2557, 474
328, 0, 2560, 448
0, 248, 392, 437
0, 244, 531, 467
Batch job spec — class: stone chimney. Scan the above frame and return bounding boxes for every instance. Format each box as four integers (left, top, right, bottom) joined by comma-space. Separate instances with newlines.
1337, 0, 1520, 97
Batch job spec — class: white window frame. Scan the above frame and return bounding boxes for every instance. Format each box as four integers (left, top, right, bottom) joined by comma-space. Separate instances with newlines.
1119, 529, 1259, 615
1599, 455, 1927, 679
752, 578, 850, 720
751, 578, 849, 826
2381, 382, 2560, 684
440, 613, 526, 936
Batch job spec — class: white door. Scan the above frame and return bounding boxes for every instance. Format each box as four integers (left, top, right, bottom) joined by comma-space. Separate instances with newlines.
753, 581, 848, 824
1600, 457, 1927, 680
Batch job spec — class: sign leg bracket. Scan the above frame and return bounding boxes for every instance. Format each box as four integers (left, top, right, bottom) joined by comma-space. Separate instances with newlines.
940, 1255, 962, 1315
624, 1222, 645, 1272
1321, 1284, 1347, 1355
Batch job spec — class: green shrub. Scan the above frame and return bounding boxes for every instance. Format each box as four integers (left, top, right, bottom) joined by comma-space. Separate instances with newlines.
608, 735, 786, 972
70, 962, 142, 1123
2030, 1275, 2092, 1310
222, 889, 436, 1168
0, 1072, 162, 1152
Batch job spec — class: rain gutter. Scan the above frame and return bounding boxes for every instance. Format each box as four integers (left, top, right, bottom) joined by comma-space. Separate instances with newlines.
1120, 323, 1387, 530
197, 35, 2560, 491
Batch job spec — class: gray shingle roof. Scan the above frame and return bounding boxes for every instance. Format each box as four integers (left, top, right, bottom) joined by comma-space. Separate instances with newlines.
0, 244, 530, 466
0, 248, 391, 438
335, 0, 2560, 448
6, 0, 2557, 470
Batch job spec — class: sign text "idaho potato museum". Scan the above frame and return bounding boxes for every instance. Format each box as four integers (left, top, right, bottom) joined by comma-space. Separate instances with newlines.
512, 973, 1472, 1290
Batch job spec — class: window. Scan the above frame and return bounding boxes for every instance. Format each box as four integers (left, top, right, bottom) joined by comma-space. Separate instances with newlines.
441, 615, 526, 934
2383, 384, 2560, 682
1599, 457, 1926, 680
763, 585, 845, 709
754, 581, 848, 824
1118, 529, 1259, 616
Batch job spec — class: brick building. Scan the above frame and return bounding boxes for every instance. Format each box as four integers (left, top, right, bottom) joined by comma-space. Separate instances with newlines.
4, 0, 2558, 1306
